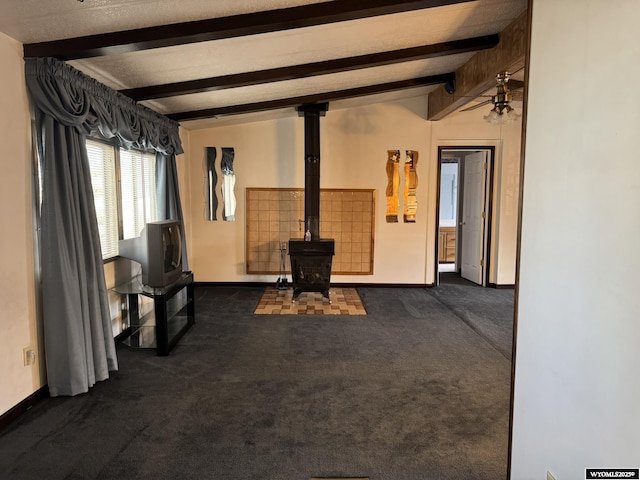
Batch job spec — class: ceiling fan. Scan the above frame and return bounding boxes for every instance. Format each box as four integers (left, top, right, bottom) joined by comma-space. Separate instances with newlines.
460, 71, 522, 124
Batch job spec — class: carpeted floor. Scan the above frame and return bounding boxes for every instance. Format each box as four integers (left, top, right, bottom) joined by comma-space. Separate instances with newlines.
0, 284, 514, 480
254, 287, 367, 315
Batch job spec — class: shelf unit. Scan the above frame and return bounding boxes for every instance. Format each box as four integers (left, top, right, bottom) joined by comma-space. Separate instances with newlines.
114, 272, 195, 356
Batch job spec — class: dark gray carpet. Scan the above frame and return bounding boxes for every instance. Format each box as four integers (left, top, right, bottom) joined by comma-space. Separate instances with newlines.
0, 285, 514, 480
435, 275, 515, 360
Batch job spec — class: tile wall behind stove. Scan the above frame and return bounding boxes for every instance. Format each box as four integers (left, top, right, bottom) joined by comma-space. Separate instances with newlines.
246, 188, 375, 275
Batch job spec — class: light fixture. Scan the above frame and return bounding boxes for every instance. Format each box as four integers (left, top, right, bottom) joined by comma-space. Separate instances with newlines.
482, 72, 521, 125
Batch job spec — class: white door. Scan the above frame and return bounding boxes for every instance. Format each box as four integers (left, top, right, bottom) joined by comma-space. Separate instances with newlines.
460, 151, 487, 285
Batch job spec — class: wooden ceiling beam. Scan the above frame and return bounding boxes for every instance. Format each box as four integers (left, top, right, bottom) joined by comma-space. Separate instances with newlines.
426, 10, 527, 120
23, 0, 471, 60
122, 35, 497, 101
167, 73, 454, 122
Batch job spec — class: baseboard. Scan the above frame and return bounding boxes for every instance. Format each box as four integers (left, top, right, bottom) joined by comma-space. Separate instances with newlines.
195, 281, 272, 287
337, 283, 435, 288
488, 283, 516, 290
0, 386, 49, 433
195, 281, 435, 288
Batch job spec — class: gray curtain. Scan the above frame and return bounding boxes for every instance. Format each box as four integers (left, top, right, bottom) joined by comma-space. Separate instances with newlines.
25, 57, 184, 396
156, 152, 189, 270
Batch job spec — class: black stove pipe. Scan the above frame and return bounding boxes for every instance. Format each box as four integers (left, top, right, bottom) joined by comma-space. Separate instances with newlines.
297, 103, 328, 240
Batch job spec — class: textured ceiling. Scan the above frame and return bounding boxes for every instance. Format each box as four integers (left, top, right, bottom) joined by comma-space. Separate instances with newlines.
0, 0, 527, 128
0, 0, 332, 43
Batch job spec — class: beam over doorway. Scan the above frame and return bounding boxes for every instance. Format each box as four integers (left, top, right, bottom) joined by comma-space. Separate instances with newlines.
427, 11, 527, 120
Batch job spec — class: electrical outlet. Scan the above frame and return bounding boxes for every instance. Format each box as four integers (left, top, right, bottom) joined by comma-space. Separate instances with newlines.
23, 346, 36, 366
547, 471, 557, 480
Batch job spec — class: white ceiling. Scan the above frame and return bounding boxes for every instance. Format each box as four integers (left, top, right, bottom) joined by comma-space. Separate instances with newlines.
0, 0, 527, 128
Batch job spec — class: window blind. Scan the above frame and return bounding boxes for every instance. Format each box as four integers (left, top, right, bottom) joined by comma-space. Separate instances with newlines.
120, 149, 157, 240
86, 139, 118, 259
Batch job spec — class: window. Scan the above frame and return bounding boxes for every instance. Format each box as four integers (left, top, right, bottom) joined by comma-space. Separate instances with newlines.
86, 140, 119, 259
120, 149, 158, 240
86, 139, 158, 260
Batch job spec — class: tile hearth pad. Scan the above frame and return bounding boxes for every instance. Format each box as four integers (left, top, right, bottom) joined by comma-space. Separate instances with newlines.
254, 287, 366, 315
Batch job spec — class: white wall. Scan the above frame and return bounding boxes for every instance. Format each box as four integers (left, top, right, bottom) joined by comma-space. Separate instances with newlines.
511, 1, 640, 477
0, 32, 44, 416
182, 95, 522, 285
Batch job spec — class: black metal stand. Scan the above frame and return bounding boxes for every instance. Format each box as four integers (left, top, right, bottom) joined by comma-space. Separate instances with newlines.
114, 272, 195, 356
275, 242, 289, 290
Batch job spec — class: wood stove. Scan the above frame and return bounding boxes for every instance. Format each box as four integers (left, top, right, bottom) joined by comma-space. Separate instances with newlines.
289, 239, 334, 300
289, 103, 335, 301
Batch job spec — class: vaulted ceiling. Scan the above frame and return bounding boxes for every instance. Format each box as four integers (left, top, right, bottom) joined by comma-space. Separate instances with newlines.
0, 0, 527, 128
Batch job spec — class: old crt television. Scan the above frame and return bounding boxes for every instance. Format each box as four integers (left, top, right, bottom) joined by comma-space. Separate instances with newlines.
118, 220, 183, 287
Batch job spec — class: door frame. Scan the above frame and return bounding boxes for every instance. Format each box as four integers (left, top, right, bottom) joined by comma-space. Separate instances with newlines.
435, 145, 496, 286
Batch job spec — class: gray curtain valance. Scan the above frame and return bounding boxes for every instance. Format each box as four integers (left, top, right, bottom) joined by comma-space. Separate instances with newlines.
25, 57, 183, 156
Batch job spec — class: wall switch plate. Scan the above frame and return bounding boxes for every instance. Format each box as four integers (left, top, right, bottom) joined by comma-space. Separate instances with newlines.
547, 471, 557, 480
23, 346, 35, 366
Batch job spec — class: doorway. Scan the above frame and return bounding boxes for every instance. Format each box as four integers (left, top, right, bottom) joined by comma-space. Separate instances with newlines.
436, 146, 495, 286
